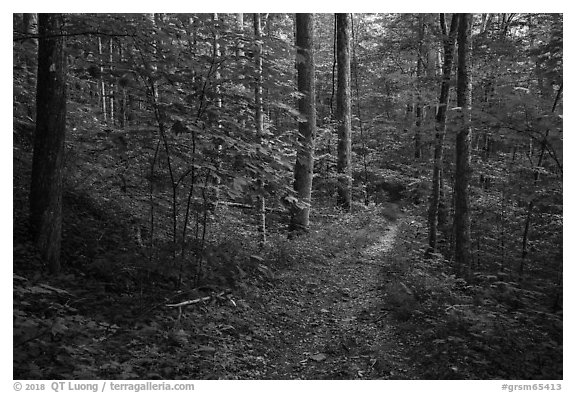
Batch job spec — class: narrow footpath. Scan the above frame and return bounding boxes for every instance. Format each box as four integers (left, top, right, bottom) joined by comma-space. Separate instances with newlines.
254, 216, 415, 379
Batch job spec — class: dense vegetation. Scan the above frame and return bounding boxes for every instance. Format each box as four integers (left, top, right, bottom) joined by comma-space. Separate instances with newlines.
13, 13, 562, 380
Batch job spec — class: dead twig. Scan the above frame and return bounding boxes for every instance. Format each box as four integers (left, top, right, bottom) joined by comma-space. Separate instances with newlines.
166, 290, 230, 308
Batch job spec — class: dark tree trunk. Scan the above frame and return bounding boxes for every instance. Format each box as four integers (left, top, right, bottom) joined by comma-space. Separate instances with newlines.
30, 13, 67, 274
454, 13, 473, 277
427, 13, 459, 253
335, 13, 352, 211
290, 13, 316, 233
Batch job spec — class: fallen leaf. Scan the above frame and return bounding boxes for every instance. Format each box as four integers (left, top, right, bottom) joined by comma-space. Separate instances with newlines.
309, 353, 327, 362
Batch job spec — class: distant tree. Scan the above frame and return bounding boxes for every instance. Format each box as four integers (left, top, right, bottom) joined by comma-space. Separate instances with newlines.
454, 13, 473, 277
97, 36, 107, 122
414, 14, 425, 159
237, 13, 245, 58
335, 13, 352, 211
254, 13, 266, 245
254, 13, 265, 138
29, 13, 67, 274
290, 13, 316, 233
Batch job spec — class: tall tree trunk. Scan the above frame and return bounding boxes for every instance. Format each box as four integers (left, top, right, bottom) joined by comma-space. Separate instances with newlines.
210, 13, 222, 212
336, 13, 352, 211
254, 13, 264, 137
454, 13, 473, 277
30, 13, 67, 274
97, 37, 107, 122
414, 14, 425, 159
213, 13, 222, 124
290, 13, 316, 233
237, 13, 245, 58
254, 13, 266, 245
351, 14, 369, 206
108, 38, 115, 125
118, 40, 127, 128
427, 13, 459, 253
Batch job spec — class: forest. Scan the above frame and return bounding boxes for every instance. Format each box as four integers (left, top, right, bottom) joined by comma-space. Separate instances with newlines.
13, 13, 562, 380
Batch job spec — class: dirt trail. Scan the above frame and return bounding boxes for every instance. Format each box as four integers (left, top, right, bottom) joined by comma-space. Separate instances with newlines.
257, 219, 414, 379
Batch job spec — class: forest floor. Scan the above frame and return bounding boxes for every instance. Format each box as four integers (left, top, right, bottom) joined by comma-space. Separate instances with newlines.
14, 122, 418, 379
86, 209, 419, 380
255, 217, 414, 379
13, 137, 563, 379
14, 167, 419, 379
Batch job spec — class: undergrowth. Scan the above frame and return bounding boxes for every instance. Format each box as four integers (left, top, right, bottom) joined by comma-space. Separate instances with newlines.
380, 218, 562, 379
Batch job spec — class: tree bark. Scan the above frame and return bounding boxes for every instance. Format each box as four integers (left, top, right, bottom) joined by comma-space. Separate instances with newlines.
118, 41, 127, 128
336, 13, 352, 211
254, 13, 266, 245
21, 13, 38, 116
351, 15, 369, 205
210, 13, 222, 211
254, 13, 264, 137
454, 13, 473, 277
414, 14, 425, 159
22, 13, 38, 49
236, 14, 245, 59
290, 13, 316, 233
30, 13, 67, 274
97, 37, 107, 122
427, 13, 459, 253
108, 38, 115, 125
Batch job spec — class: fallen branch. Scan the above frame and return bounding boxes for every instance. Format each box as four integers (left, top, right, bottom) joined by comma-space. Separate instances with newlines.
166, 291, 227, 308
166, 296, 212, 308
221, 201, 284, 213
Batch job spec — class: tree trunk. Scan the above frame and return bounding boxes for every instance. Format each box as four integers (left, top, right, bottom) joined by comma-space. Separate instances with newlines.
30, 13, 67, 274
22, 13, 38, 39
108, 38, 115, 125
454, 13, 473, 277
351, 14, 369, 205
237, 14, 245, 58
254, 13, 264, 137
427, 13, 459, 253
210, 13, 222, 211
336, 13, 352, 211
290, 13, 316, 233
118, 41, 127, 128
480, 13, 490, 34
254, 13, 266, 245
414, 14, 425, 159
22, 13, 38, 116
213, 13, 222, 124
97, 36, 107, 122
